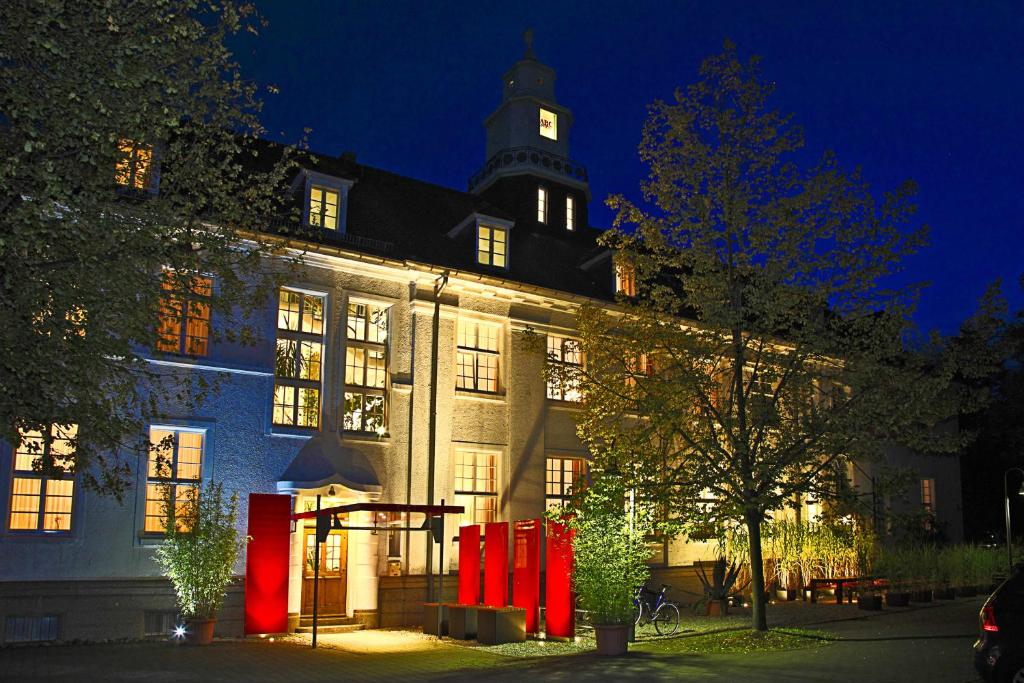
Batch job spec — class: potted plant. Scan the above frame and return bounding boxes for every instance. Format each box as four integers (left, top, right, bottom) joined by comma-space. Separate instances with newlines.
154, 481, 249, 645
877, 547, 911, 607
696, 556, 744, 616
566, 479, 653, 656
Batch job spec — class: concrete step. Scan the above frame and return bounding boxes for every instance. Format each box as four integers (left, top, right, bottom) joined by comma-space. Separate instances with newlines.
294, 623, 364, 634
298, 614, 358, 627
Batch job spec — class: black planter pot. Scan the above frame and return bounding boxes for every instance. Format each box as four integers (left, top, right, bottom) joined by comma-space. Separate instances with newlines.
774, 588, 796, 602
934, 587, 956, 600
885, 591, 911, 607
912, 589, 933, 603
858, 594, 883, 611
958, 586, 978, 598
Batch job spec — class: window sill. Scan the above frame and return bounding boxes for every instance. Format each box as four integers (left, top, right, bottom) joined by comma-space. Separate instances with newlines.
455, 390, 506, 403
546, 398, 583, 410
342, 430, 390, 443
270, 427, 317, 439
2, 530, 75, 541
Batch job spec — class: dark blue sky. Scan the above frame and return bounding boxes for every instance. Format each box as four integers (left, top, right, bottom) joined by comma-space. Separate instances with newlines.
235, 1, 1023, 334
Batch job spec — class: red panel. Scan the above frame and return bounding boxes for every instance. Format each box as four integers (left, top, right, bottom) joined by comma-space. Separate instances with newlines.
483, 521, 509, 607
457, 524, 481, 605
545, 518, 575, 639
244, 493, 292, 635
513, 519, 541, 633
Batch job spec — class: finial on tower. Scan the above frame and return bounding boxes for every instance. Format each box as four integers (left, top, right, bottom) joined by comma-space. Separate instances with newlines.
523, 28, 536, 60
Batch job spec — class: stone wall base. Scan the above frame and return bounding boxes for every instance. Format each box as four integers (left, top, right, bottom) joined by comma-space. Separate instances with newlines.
0, 577, 244, 645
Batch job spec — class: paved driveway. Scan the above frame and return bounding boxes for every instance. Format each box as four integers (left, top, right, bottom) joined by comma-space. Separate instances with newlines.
0, 598, 985, 683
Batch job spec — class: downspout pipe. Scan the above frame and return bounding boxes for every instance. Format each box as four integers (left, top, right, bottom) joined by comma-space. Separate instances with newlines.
426, 271, 449, 601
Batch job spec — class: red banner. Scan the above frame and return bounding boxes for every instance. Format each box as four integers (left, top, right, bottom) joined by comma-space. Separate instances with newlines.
545, 518, 575, 639
483, 521, 509, 607
457, 524, 481, 605
244, 493, 292, 635
513, 519, 541, 633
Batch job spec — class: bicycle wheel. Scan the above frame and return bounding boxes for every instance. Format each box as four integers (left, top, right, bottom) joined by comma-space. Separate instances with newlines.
653, 602, 680, 636
633, 599, 646, 627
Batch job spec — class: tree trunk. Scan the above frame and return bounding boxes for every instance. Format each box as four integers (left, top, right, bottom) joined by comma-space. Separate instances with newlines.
745, 508, 769, 631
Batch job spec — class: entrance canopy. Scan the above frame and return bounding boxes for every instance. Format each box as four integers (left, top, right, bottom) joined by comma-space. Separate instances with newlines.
290, 502, 464, 522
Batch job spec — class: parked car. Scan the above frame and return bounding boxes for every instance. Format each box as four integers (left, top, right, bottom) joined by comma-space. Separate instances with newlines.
975, 565, 1024, 682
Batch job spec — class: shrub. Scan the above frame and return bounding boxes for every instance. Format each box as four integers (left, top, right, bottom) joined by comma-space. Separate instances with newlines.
153, 481, 249, 620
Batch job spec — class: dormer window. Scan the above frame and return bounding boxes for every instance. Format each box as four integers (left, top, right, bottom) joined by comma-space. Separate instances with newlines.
615, 263, 637, 297
477, 225, 507, 268
309, 186, 340, 230
566, 195, 575, 231
115, 139, 155, 191
300, 171, 354, 233
539, 108, 557, 140
537, 186, 548, 224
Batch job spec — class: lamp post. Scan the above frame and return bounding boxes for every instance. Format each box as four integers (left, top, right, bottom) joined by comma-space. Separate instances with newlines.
1003, 467, 1024, 573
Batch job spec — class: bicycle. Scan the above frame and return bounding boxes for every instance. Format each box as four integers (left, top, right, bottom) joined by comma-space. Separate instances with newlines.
633, 583, 681, 636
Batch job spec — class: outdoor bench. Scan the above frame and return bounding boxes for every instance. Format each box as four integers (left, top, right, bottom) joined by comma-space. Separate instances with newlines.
476, 606, 526, 645
447, 604, 479, 640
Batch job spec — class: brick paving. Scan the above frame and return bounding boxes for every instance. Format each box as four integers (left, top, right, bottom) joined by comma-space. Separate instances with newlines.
0, 598, 987, 682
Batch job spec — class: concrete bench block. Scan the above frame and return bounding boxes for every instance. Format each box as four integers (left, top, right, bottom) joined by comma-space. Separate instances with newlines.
448, 605, 479, 640
476, 606, 526, 645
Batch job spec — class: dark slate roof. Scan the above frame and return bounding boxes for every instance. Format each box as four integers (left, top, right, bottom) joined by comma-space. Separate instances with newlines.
248, 140, 616, 302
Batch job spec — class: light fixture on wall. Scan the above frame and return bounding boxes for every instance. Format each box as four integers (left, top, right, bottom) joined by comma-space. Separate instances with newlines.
327, 485, 336, 497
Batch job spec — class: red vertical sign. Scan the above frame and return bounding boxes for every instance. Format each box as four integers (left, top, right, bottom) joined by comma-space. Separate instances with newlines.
513, 519, 541, 633
483, 521, 509, 607
457, 524, 481, 605
545, 518, 575, 639
244, 493, 292, 635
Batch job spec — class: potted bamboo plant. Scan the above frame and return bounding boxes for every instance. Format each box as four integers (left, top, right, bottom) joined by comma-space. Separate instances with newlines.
154, 481, 249, 645
567, 479, 653, 656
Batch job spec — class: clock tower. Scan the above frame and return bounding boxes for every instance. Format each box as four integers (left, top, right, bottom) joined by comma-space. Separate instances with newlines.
469, 31, 590, 232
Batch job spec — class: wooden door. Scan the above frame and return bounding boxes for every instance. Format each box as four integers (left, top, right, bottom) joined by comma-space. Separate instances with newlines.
301, 526, 348, 615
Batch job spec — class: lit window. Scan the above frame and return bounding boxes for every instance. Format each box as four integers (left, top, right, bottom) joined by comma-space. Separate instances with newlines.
744, 368, 777, 421
156, 273, 212, 356
456, 320, 500, 394
453, 450, 498, 527
477, 225, 507, 268
274, 289, 325, 428
537, 186, 548, 224
615, 263, 637, 297
545, 456, 586, 511
546, 335, 583, 402
309, 186, 340, 230
921, 478, 935, 515
344, 301, 390, 433
566, 196, 575, 231
625, 354, 654, 389
115, 139, 154, 190
539, 108, 557, 140
145, 427, 203, 533
9, 425, 76, 532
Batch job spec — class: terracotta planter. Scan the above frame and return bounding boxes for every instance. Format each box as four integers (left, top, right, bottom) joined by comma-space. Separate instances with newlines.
185, 618, 216, 646
594, 624, 629, 656
707, 599, 728, 617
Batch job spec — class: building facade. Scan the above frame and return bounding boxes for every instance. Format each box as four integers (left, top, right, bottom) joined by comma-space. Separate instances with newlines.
0, 39, 963, 643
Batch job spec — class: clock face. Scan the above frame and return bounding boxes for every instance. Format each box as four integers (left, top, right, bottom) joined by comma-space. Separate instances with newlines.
539, 108, 557, 141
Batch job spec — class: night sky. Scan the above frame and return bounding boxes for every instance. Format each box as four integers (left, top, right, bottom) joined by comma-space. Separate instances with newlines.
234, 1, 1023, 335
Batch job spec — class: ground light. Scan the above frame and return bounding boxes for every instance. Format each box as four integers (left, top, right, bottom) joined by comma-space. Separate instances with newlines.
173, 625, 187, 640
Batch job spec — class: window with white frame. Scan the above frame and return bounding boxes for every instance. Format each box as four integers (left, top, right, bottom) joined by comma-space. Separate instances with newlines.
477, 225, 507, 268
144, 427, 203, 533
344, 301, 389, 433
545, 456, 586, 511
615, 263, 636, 297
921, 478, 935, 515
8, 425, 76, 532
308, 186, 340, 230
156, 273, 212, 356
453, 450, 497, 526
566, 195, 575, 231
537, 186, 548, 223
546, 335, 583, 401
456, 320, 500, 393
273, 289, 325, 429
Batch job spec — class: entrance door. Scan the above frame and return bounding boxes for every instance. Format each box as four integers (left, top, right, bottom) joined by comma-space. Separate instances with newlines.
301, 525, 348, 615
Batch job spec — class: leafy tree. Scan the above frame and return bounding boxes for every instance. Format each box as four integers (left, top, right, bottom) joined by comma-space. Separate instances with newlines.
551, 42, 999, 631
0, 1, 298, 497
